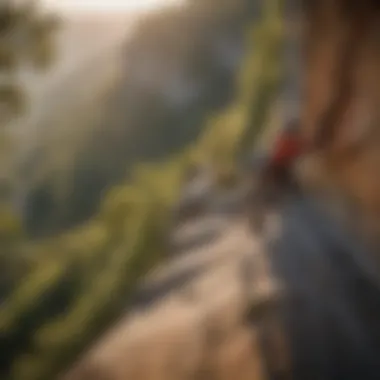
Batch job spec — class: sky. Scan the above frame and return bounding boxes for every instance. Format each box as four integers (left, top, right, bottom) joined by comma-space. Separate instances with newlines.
42, 0, 185, 13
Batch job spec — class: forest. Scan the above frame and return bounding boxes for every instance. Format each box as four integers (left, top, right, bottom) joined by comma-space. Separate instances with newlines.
0, 0, 283, 379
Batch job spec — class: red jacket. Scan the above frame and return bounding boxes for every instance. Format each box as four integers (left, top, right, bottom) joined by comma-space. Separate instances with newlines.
270, 130, 304, 169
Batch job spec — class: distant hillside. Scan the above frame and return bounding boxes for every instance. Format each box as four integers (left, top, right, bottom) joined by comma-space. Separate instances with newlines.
14, 1, 258, 237
9, 11, 138, 231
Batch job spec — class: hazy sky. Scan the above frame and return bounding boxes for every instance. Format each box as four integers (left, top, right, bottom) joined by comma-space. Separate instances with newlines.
42, 0, 184, 13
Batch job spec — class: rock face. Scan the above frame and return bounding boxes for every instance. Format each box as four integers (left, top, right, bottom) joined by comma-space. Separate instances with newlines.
62, 185, 274, 380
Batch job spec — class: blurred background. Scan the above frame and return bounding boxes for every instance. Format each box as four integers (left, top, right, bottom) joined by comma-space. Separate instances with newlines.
0, 0, 286, 379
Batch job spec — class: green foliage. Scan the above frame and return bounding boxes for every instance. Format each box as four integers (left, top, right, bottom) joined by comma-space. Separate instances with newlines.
238, 0, 283, 152
194, 0, 283, 185
1, 164, 184, 379
0, 152, 193, 379
0, 205, 23, 243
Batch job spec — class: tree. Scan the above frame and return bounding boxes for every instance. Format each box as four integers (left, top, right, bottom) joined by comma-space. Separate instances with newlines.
0, 0, 59, 208
0, 0, 59, 123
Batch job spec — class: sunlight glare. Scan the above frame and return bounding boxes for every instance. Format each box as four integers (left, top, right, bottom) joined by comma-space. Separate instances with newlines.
42, 0, 185, 13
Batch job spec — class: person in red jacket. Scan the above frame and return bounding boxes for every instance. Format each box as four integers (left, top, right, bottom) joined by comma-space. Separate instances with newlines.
248, 119, 305, 230
270, 119, 304, 173
259, 118, 306, 194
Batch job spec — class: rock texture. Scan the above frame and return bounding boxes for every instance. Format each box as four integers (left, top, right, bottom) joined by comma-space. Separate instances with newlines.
63, 186, 275, 380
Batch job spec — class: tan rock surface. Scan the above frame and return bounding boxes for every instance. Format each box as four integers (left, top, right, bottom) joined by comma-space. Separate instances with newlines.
63, 203, 270, 380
